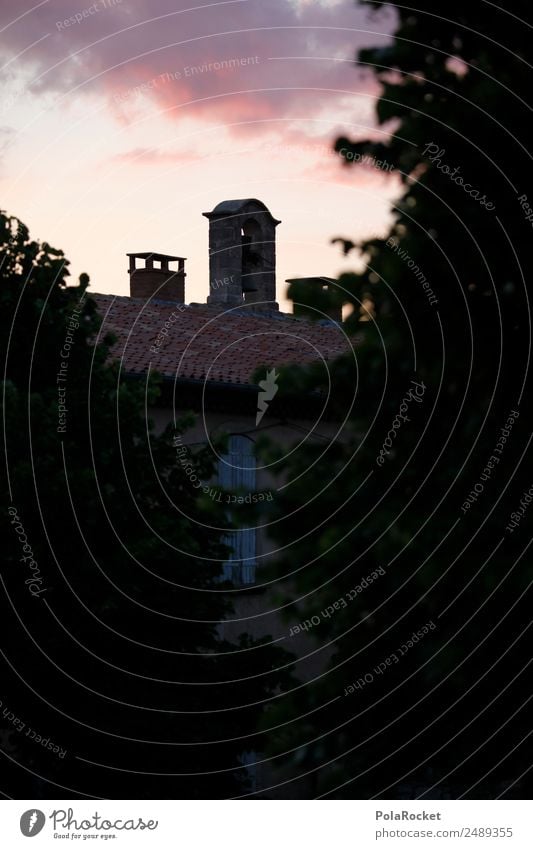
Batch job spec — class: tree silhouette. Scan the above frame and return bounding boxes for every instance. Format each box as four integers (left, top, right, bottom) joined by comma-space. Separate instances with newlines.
262, 0, 533, 799
0, 210, 291, 799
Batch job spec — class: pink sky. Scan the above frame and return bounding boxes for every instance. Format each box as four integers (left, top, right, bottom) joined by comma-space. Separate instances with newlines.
0, 0, 398, 310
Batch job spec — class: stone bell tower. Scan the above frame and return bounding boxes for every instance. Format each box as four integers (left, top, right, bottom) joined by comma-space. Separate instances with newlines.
202, 198, 281, 311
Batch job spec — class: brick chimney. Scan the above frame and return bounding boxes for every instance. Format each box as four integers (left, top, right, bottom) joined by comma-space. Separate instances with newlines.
287, 277, 343, 323
128, 252, 186, 302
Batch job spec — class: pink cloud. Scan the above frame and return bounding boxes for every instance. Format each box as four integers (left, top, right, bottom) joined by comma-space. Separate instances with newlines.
110, 145, 203, 164
0, 0, 394, 139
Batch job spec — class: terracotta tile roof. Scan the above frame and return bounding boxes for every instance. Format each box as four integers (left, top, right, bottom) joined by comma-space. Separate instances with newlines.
92, 293, 351, 387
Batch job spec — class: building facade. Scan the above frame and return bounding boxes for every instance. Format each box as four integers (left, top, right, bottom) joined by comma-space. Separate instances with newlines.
93, 199, 350, 794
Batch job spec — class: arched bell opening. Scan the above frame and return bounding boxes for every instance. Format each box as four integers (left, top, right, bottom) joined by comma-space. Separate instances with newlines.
241, 218, 262, 294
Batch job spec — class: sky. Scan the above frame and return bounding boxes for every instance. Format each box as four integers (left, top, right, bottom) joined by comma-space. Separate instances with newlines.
0, 0, 398, 311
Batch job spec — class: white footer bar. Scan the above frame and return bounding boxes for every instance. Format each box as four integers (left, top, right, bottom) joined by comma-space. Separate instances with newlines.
1, 800, 531, 848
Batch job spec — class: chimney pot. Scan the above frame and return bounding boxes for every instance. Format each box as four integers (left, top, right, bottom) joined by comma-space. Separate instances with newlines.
127, 252, 186, 302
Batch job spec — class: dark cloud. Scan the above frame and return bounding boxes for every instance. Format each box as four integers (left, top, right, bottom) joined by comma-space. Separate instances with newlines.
0, 0, 393, 135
